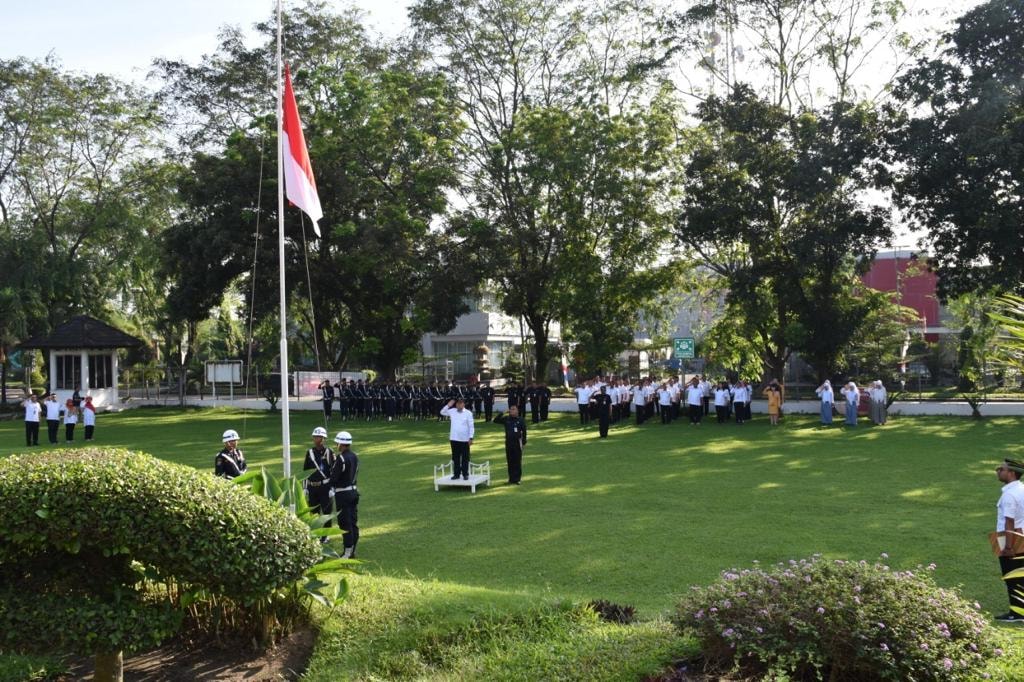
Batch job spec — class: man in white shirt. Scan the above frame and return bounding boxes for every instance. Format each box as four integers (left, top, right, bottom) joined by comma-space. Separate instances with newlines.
23, 394, 41, 446
994, 458, 1024, 623
574, 382, 592, 426
657, 383, 672, 424
732, 381, 748, 425
440, 398, 475, 480
633, 381, 646, 425
669, 378, 681, 421
684, 377, 704, 425
44, 393, 61, 444
699, 376, 712, 416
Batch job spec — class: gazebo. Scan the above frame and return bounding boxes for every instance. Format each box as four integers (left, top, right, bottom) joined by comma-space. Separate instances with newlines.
20, 315, 143, 408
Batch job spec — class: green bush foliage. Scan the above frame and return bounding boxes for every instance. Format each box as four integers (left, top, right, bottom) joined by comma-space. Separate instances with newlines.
0, 448, 320, 656
675, 555, 999, 681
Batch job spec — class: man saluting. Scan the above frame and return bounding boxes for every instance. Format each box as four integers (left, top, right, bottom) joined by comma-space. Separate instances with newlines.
495, 404, 527, 485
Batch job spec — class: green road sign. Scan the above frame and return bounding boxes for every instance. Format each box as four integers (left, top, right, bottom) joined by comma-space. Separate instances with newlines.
673, 337, 695, 359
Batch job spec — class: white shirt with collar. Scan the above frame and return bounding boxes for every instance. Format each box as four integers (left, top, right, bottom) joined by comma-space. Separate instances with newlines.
997, 480, 1024, 532
732, 386, 748, 403
440, 404, 475, 442
45, 400, 61, 420
633, 386, 646, 405
575, 386, 592, 405
713, 388, 729, 407
24, 400, 41, 422
657, 388, 671, 406
686, 385, 703, 406
817, 386, 834, 404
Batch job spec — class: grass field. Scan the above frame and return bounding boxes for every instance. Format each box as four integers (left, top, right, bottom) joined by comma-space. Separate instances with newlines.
2, 406, 1021, 619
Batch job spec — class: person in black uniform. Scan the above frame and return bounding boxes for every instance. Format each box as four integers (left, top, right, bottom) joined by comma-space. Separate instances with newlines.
495, 404, 527, 484
319, 380, 335, 421
331, 430, 360, 559
304, 426, 335, 533
480, 382, 496, 422
539, 383, 552, 421
506, 382, 521, 415
527, 382, 541, 424
592, 386, 613, 438
214, 429, 248, 479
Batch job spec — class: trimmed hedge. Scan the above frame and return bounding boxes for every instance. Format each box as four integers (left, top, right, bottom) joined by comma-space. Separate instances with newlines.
0, 448, 320, 655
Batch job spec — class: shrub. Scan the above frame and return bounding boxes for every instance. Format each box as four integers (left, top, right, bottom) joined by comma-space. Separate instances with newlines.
0, 449, 320, 681
587, 599, 637, 624
675, 555, 998, 681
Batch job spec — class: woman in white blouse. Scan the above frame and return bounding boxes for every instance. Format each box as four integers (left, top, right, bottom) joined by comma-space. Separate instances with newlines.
840, 381, 860, 426
869, 380, 888, 425
815, 380, 834, 425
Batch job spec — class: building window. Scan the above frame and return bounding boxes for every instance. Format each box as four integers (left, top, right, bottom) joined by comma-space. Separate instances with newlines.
89, 354, 113, 389
55, 354, 81, 390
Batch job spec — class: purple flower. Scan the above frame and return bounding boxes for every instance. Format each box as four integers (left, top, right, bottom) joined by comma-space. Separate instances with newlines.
695, 610, 705, 620
880, 643, 889, 652
817, 607, 825, 614
920, 643, 929, 651
994, 648, 1004, 657
876, 622, 885, 629
755, 626, 763, 633
722, 628, 735, 637
804, 575, 812, 583
943, 658, 953, 671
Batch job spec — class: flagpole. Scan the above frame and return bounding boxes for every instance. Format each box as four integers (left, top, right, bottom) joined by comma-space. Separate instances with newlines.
276, 0, 292, 479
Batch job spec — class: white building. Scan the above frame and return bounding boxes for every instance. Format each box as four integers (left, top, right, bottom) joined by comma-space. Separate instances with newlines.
420, 293, 562, 381
21, 315, 143, 407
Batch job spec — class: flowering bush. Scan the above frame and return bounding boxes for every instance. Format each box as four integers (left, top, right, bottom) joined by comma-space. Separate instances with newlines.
675, 555, 998, 681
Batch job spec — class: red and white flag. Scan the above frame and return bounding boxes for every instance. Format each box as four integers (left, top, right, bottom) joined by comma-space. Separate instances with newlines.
282, 64, 323, 235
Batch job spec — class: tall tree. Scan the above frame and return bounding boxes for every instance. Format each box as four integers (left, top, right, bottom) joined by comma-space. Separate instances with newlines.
889, 0, 1024, 297
412, 0, 681, 380
157, 3, 473, 380
0, 57, 172, 398
677, 85, 892, 379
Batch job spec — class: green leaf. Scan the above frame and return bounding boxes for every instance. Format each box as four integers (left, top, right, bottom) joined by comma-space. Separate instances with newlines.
35, 508, 50, 519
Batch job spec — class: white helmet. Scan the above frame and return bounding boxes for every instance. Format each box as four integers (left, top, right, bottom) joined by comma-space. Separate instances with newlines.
222, 429, 240, 443
312, 426, 328, 438
334, 430, 353, 445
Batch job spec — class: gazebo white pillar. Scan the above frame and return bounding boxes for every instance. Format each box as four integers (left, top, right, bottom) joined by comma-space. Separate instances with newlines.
111, 351, 120, 406
80, 349, 90, 396
48, 350, 56, 395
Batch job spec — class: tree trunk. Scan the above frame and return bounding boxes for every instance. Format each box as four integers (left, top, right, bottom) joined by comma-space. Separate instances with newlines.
531, 322, 550, 385
94, 650, 123, 682
0, 356, 7, 406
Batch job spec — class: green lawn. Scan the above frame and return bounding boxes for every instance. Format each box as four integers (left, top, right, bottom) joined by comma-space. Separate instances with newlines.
1, 407, 1019, 618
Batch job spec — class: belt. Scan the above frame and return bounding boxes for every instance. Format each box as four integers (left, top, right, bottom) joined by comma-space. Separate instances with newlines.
308, 480, 325, 487
335, 485, 356, 491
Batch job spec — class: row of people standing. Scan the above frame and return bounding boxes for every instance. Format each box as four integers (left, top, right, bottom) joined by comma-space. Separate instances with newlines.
317, 379, 555, 425
815, 380, 888, 426
22, 393, 97, 446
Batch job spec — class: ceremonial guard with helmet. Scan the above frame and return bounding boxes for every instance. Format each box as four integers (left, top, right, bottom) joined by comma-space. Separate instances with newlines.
215, 429, 248, 479
304, 426, 336, 521
331, 430, 360, 559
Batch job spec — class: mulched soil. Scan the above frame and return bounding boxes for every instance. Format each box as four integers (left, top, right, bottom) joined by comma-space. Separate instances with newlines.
61, 626, 316, 681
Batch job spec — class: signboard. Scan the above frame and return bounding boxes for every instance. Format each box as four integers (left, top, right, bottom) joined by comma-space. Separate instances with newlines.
205, 361, 242, 385
673, 337, 695, 359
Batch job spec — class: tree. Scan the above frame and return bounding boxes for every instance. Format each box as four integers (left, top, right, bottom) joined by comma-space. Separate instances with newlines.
0, 57, 173, 399
156, 4, 474, 380
839, 289, 920, 382
677, 85, 892, 380
889, 0, 1024, 297
948, 290, 1001, 418
413, 0, 681, 380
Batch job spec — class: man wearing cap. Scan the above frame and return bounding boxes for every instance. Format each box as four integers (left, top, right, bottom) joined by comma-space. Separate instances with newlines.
214, 429, 247, 479
480, 382, 496, 422
592, 385, 613, 438
440, 397, 474, 480
994, 458, 1024, 623
305, 427, 335, 525
331, 431, 360, 558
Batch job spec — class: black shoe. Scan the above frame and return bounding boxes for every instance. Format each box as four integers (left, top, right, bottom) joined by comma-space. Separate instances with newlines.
451, 475, 460, 480
994, 612, 1024, 623
462, 475, 469, 480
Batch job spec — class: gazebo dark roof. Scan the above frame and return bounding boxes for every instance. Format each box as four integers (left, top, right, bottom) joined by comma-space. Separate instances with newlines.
20, 315, 143, 350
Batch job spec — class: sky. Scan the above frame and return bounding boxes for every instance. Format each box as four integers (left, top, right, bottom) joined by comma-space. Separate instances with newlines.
1, 0, 983, 85
0, 0, 412, 82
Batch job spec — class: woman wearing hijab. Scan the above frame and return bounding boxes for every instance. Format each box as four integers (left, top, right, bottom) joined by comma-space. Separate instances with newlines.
815, 380, 834, 425
840, 381, 860, 426
63, 399, 79, 442
869, 380, 888, 425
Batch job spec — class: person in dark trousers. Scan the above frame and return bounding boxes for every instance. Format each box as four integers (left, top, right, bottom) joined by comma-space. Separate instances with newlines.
63, 399, 78, 442
527, 382, 541, 424
214, 429, 248, 479
495, 404, 527, 484
440, 398, 475, 479
304, 426, 335, 531
331, 430, 360, 559
539, 383, 552, 421
592, 385, 613, 438
23, 394, 40, 446
44, 393, 61, 444
319, 380, 335, 421
82, 396, 97, 440
994, 458, 1024, 623
480, 382, 495, 422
